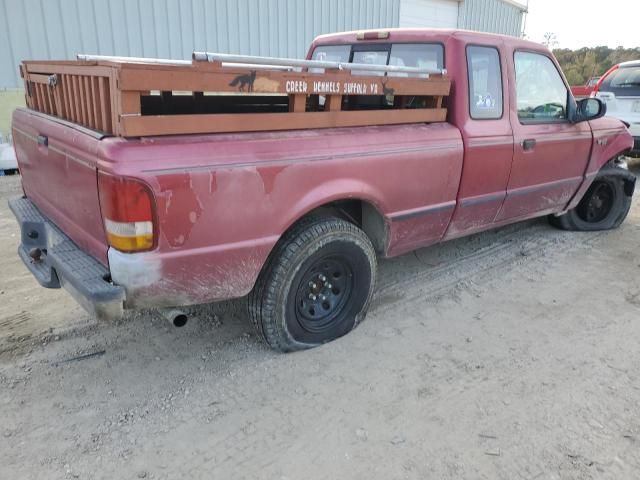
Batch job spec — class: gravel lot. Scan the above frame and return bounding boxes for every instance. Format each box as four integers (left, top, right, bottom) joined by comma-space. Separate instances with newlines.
1, 164, 640, 480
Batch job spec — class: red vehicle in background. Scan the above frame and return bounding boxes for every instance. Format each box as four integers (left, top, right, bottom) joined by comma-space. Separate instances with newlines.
571, 76, 601, 98
9, 29, 637, 352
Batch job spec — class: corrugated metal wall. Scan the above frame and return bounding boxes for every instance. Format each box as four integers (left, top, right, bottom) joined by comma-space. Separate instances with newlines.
0, 0, 524, 89
458, 0, 524, 37
0, 0, 400, 88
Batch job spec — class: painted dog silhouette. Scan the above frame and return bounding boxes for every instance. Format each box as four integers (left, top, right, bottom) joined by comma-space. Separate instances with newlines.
381, 79, 395, 100
229, 70, 257, 92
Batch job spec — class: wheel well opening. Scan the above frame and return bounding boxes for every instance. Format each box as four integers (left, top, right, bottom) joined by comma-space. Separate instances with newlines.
600, 159, 637, 197
304, 199, 388, 253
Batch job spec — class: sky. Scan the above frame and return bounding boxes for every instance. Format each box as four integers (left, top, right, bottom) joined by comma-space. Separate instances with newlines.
524, 0, 639, 49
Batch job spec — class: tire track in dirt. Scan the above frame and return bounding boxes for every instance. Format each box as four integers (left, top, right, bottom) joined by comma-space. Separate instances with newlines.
100, 219, 613, 478
372, 222, 606, 316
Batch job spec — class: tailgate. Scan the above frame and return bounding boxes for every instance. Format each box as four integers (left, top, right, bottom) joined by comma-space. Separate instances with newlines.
12, 108, 109, 265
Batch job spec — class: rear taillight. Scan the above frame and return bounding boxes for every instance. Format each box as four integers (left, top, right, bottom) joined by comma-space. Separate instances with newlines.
98, 172, 156, 252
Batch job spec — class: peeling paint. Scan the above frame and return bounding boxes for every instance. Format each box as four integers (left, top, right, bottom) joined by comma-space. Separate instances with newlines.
258, 165, 288, 195
108, 248, 163, 290
157, 174, 204, 248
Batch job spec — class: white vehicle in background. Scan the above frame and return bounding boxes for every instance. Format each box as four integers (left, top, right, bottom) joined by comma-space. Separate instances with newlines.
593, 60, 640, 157
0, 133, 18, 174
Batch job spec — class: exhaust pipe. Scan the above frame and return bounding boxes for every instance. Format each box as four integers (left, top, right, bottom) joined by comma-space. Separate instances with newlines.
160, 309, 189, 328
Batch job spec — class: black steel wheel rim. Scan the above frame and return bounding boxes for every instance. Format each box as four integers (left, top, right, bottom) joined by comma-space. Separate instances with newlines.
578, 181, 615, 223
294, 256, 354, 333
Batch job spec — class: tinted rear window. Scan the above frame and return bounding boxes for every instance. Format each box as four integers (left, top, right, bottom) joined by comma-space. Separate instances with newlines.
600, 66, 640, 96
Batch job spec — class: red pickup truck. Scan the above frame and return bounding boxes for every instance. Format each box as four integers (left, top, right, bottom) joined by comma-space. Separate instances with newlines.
9, 29, 635, 352
570, 76, 601, 99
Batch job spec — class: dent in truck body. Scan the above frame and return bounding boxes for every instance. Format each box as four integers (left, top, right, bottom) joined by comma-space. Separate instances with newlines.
563, 117, 635, 212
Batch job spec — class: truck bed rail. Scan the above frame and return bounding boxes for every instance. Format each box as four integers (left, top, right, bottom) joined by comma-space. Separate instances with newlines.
19, 52, 451, 137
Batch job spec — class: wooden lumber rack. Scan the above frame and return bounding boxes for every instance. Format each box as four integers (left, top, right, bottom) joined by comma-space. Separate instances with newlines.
19, 52, 451, 137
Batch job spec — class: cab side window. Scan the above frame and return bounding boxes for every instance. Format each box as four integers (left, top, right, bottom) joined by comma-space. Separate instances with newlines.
467, 46, 503, 120
515, 51, 568, 122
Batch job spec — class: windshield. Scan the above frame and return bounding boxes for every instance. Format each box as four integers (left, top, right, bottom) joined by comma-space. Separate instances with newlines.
600, 66, 640, 96
587, 76, 600, 87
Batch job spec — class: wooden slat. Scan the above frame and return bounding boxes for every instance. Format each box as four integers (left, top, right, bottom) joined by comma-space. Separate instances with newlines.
288, 94, 306, 113
52, 81, 65, 119
118, 66, 451, 97
25, 83, 33, 109
31, 84, 41, 111
34, 84, 43, 113
73, 76, 82, 123
120, 91, 141, 114
71, 75, 82, 124
48, 86, 57, 115
55, 77, 65, 119
109, 70, 120, 135
85, 76, 97, 129
65, 75, 76, 122
62, 75, 74, 121
40, 84, 52, 114
325, 95, 342, 112
78, 76, 89, 126
37, 84, 45, 112
25, 63, 113, 77
120, 108, 448, 137
91, 77, 103, 131
98, 76, 111, 133
28, 73, 52, 85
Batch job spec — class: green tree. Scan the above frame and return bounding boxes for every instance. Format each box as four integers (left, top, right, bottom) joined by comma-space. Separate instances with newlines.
553, 46, 640, 85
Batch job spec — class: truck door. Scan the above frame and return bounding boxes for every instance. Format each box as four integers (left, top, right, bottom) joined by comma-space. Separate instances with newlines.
444, 44, 514, 239
496, 50, 592, 221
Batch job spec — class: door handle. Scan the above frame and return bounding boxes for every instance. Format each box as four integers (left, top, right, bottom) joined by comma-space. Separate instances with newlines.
522, 138, 536, 151
37, 135, 48, 147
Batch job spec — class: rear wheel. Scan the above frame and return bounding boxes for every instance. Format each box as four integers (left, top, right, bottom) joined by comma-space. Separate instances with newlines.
550, 167, 633, 231
248, 217, 377, 352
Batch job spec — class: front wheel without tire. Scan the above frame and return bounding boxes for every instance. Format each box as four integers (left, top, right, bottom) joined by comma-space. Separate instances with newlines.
248, 217, 377, 352
549, 167, 634, 231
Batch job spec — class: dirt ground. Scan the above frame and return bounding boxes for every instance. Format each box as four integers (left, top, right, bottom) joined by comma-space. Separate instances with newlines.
1, 164, 640, 480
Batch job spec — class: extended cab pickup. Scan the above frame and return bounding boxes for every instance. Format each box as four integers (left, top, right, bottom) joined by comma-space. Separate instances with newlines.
10, 29, 636, 352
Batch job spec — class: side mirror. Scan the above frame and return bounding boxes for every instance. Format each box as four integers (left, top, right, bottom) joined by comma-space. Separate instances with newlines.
573, 98, 607, 122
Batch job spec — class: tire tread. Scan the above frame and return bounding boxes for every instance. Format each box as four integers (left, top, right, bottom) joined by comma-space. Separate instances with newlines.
248, 216, 376, 352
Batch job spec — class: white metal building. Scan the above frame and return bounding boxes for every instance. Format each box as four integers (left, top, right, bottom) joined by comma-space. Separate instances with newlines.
0, 0, 528, 89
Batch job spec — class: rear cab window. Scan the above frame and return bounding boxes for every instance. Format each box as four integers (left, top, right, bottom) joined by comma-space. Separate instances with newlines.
467, 45, 503, 120
599, 65, 640, 97
311, 43, 444, 75
514, 51, 569, 122
311, 45, 351, 64
388, 43, 443, 76
310, 43, 444, 109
